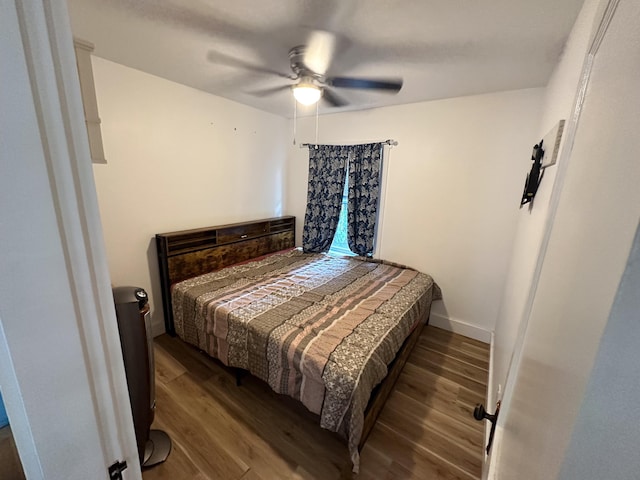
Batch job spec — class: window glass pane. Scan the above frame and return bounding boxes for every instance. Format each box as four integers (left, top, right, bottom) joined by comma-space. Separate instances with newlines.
329, 171, 355, 256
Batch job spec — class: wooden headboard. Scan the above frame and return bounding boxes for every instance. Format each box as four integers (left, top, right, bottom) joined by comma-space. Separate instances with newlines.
156, 216, 296, 335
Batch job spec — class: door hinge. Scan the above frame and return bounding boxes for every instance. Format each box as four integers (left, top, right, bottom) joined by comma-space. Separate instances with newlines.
108, 460, 128, 480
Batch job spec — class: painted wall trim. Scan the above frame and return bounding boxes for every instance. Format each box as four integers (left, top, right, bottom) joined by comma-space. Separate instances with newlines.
430, 313, 492, 343
482, 331, 496, 479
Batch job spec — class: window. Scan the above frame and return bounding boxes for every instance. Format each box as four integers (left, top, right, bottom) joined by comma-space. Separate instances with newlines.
328, 172, 355, 256
304, 142, 384, 257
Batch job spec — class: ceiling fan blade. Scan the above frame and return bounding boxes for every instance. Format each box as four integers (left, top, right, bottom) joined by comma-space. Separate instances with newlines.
322, 88, 348, 107
206, 50, 295, 80
246, 85, 291, 97
304, 30, 337, 75
327, 77, 403, 92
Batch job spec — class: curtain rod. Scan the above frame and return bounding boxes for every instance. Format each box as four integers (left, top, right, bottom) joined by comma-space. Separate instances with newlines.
299, 139, 398, 148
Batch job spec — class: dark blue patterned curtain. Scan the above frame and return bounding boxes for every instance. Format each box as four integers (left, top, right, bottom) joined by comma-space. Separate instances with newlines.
302, 145, 350, 253
347, 143, 383, 256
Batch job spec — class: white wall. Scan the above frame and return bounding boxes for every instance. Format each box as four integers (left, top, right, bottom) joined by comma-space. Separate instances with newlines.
91, 58, 289, 334
286, 89, 543, 341
490, 0, 640, 477
490, 0, 601, 405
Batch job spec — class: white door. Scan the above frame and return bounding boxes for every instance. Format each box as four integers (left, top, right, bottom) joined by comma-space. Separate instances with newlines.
488, 0, 640, 477
0, 1, 140, 479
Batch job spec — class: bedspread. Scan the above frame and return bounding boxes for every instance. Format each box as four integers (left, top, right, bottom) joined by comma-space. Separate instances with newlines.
172, 248, 440, 471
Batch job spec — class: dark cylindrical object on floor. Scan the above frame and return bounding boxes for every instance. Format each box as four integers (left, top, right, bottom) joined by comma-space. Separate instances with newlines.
113, 286, 154, 465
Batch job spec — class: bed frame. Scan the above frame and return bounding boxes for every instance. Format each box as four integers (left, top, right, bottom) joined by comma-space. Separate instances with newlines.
155, 216, 429, 450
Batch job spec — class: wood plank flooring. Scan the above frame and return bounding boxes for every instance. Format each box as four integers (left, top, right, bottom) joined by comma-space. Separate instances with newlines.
0, 425, 26, 480
143, 325, 490, 480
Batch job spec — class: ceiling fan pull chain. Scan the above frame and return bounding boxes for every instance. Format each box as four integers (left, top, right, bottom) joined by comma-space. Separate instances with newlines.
315, 102, 319, 144
293, 97, 297, 145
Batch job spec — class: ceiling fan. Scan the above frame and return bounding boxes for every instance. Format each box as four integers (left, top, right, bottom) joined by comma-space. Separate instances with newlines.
208, 31, 403, 107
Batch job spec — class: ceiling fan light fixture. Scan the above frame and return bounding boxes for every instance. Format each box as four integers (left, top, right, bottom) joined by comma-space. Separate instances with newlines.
292, 81, 322, 106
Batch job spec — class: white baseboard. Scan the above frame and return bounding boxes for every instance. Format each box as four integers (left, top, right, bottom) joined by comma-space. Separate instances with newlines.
429, 313, 492, 343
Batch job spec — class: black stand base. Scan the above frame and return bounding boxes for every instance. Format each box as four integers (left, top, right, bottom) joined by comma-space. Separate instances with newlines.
142, 429, 172, 468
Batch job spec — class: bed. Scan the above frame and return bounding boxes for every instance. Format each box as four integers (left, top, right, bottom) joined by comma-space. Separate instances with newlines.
156, 216, 440, 471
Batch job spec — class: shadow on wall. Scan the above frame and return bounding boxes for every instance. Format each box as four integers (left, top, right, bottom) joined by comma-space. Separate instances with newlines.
146, 237, 165, 337
429, 299, 449, 326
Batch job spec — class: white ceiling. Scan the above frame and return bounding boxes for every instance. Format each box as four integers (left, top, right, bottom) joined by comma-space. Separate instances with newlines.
66, 0, 585, 118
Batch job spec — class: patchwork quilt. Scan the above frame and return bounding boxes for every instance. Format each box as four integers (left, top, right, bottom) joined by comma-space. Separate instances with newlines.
172, 248, 440, 471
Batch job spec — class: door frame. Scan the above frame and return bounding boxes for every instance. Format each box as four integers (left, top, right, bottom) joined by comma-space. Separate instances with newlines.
0, 1, 139, 478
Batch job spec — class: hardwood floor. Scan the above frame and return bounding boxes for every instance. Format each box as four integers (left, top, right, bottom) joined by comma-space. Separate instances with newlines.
143, 325, 490, 480
0, 425, 26, 480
